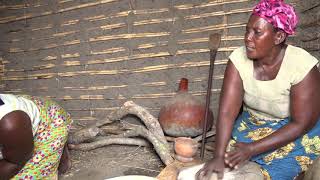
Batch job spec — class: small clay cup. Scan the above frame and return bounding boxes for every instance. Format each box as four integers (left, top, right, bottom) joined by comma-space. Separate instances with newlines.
174, 137, 198, 158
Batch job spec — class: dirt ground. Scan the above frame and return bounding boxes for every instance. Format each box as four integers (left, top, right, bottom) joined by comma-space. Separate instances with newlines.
59, 144, 213, 180
58, 115, 214, 180
59, 145, 165, 180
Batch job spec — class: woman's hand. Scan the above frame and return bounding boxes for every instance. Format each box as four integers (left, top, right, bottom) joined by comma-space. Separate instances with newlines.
225, 142, 254, 169
195, 157, 225, 180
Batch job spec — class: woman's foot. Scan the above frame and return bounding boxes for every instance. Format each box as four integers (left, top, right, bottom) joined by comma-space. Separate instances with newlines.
58, 145, 72, 174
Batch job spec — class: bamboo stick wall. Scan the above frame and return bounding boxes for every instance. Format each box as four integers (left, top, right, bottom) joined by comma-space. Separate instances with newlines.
0, 0, 318, 130
0, 55, 3, 90
294, 0, 320, 58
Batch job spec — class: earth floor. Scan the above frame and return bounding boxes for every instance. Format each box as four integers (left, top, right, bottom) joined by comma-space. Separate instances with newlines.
59, 144, 213, 180
59, 145, 165, 180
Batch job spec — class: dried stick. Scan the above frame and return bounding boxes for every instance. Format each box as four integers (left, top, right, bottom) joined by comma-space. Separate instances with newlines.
68, 137, 150, 151
100, 124, 126, 135
120, 122, 174, 165
194, 129, 216, 142
68, 101, 174, 165
69, 101, 167, 145
68, 126, 101, 144
70, 122, 174, 165
119, 101, 167, 144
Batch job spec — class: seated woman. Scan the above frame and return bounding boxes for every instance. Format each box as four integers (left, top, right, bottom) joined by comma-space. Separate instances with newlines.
179, 0, 320, 180
0, 94, 72, 179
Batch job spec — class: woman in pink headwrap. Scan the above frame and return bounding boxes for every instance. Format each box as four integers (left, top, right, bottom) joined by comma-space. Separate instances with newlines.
179, 0, 320, 180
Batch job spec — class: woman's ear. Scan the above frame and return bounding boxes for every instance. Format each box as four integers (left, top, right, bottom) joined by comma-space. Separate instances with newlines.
274, 30, 287, 45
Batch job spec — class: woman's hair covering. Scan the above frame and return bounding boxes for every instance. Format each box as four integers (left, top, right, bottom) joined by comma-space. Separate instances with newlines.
252, 0, 298, 35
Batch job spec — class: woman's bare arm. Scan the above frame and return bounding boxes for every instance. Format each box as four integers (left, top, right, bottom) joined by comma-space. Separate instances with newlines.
196, 60, 244, 180
214, 60, 244, 158
0, 111, 34, 179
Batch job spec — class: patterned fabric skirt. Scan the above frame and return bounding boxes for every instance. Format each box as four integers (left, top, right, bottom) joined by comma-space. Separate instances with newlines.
232, 111, 320, 180
12, 96, 72, 180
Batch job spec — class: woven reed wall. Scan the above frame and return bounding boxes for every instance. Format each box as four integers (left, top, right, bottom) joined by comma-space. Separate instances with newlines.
0, 54, 3, 90
0, 0, 318, 130
294, 0, 320, 58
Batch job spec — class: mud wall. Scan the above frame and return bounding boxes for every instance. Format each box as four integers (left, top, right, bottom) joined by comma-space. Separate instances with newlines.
0, 0, 318, 130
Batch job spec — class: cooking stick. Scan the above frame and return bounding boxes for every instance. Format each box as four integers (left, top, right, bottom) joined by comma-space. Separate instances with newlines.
200, 33, 221, 160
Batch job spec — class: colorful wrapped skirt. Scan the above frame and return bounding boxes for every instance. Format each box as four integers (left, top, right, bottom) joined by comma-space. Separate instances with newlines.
232, 111, 320, 180
12, 96, 72, 180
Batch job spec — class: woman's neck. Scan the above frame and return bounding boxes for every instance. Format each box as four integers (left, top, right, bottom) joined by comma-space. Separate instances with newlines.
253, 44, 287, 81
257, 44, 286, 67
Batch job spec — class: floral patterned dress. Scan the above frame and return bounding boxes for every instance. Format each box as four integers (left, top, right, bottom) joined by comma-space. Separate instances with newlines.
13, 96, 72, 180
232, 111, 320, 180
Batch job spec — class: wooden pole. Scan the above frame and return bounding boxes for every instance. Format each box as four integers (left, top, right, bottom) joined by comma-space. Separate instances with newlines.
200, 33, 221, 160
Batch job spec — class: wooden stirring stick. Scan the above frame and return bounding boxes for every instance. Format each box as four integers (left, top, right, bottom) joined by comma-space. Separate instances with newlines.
200, 33, 222, 160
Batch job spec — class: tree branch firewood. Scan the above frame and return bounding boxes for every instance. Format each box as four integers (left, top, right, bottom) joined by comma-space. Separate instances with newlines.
68, 137, 150, 151
69, 101, 174, 165
68, 101, 167, 145
193, 129, 216, 142
68, 126, 101, 144
115, 101, 167, 144
121, 122, 173, 165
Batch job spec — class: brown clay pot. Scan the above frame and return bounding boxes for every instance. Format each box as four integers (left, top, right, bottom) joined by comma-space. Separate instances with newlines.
174, 137, 198, 158
158, 78, 213, 137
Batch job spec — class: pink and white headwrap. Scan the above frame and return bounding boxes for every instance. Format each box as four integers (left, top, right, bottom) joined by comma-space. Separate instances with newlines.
252, 0, 298, 35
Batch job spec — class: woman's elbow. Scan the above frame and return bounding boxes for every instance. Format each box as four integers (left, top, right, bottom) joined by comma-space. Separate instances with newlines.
0, 159, 24, 179
292, 119, 316, 135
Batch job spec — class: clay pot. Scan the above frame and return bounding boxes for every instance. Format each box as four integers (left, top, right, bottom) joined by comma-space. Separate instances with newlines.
158, 78, 213, 137
174, 137, 198, 158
